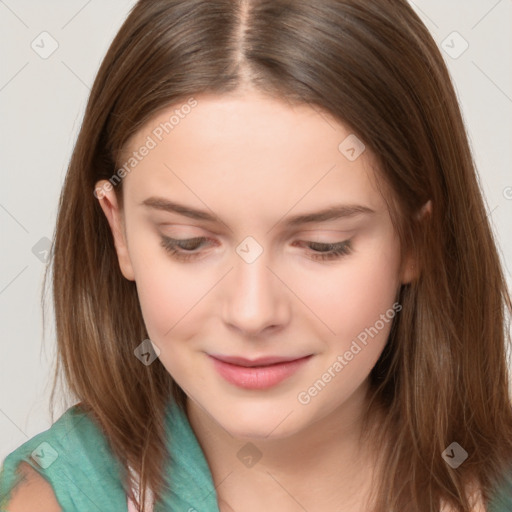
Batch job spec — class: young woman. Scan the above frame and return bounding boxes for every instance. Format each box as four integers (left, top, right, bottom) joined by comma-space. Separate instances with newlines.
1, 1, 512, 511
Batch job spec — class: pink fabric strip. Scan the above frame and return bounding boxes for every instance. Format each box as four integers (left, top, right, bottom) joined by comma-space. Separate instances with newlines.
127, 495, 140, 512
126, 466, 154, 511
126, 489, 154, 511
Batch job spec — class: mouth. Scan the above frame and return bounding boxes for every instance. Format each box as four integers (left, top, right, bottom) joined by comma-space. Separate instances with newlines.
208, 353, 313, 367
208, 353, 313, 390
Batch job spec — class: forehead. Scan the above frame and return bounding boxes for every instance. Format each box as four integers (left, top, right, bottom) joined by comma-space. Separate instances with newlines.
119, 91, 386, 219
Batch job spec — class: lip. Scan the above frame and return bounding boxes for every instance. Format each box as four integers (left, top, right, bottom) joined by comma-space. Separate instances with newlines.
208, 354, 313, 390
209, 354, 311, 367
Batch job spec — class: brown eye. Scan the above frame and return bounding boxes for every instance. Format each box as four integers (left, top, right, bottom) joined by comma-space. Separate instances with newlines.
160, 236, 210, 261
160, 236, 353, 263
302, 240, 353, 261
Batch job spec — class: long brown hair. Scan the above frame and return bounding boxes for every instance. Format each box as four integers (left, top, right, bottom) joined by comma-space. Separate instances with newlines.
42, 0, 512, 510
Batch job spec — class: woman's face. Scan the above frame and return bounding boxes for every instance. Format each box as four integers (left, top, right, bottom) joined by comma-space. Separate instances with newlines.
96, 91, 414, 440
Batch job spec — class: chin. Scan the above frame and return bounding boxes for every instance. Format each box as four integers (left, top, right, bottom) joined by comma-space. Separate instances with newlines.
211, 401, 305, 441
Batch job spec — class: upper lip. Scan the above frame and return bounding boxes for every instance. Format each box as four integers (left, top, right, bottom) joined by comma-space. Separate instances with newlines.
208, 354, 312, 367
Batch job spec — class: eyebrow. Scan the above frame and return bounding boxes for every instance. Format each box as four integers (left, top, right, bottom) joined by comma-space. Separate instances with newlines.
141, 196, 375, 226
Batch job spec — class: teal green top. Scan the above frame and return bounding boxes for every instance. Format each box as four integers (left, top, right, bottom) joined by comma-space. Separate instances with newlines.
0, 400, 220, 511
1, 400, 511, 511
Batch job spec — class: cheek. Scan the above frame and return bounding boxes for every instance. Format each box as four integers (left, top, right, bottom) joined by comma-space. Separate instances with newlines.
135, 269, 210, 345
290, 233, 401, 342
297, 241, 402, 408
126, 230, 206, 343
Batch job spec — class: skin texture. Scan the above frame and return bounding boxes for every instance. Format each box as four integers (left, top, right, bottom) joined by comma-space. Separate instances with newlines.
5, 462, 62, 511
95, 91, 419, 511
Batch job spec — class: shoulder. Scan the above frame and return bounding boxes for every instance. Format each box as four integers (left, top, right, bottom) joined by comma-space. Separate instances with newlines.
3, 461, 61, 511
0, 405, 91, 510
0, 403, 128, 511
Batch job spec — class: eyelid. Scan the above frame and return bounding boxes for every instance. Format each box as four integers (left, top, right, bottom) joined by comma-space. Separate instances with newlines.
159, 235, 353, 262
159, 235, 351, 247
162, 236, 210, 249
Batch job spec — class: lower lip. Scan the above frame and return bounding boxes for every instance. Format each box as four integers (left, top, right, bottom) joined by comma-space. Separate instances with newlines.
209, 355, 313, 390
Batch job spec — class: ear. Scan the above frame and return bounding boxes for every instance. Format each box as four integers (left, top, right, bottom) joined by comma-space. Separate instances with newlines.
400, 200, 432, 284
94, 181, 135, 281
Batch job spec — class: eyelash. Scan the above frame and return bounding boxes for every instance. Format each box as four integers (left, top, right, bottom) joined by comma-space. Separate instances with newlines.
159, 236, 353, 262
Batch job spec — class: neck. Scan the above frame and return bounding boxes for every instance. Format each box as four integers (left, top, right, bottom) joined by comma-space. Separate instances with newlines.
185, 381, 385, 512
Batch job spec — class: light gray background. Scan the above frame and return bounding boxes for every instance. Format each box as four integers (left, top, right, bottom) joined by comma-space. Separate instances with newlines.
1, 0, 511, 465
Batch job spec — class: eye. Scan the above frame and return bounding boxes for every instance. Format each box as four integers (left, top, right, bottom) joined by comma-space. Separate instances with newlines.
160, 236, 353, 262
299, 240, 353, 261
160, 236, 211, 261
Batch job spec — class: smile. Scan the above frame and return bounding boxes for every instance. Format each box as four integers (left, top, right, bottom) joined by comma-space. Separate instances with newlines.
208, 354, 313, 390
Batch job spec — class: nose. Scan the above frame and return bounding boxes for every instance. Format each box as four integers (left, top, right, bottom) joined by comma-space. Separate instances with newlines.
221, 248, 290, 338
